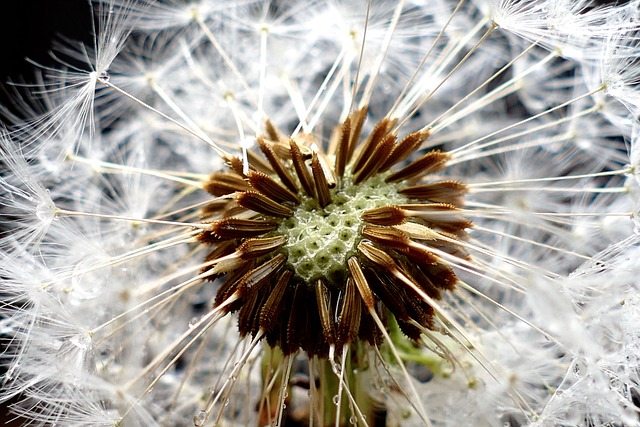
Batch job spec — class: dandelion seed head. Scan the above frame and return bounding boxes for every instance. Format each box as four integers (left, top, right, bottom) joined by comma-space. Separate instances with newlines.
196, 112, 470, 358
2, 0, 640, 426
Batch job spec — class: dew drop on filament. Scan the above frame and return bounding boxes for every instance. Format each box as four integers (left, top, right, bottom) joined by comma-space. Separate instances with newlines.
193, 410, 207, 426
35, 200, 54, 222
188, 317, 199, 328
97, 71, 110, 82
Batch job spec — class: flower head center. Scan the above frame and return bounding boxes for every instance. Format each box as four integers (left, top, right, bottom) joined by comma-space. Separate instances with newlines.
278, 171, 407, 286
197, 110, 470, 356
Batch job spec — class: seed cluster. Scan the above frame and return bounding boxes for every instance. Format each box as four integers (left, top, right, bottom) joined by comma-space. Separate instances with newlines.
197, 108, 471, 357
278, 172, 408, 286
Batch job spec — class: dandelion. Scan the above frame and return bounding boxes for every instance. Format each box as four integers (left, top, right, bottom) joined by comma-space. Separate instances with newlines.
1, 1, 640, 426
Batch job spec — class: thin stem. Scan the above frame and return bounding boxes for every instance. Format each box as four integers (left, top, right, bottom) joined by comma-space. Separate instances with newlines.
67, 153, 206, 188
195, 14, 255, 102
349, 0, 373, 113
56, 208, 211, 229
388, 0, 466, 118
449, 86, 605, 157
98, 77, 230, 157
398, 22, 498, 132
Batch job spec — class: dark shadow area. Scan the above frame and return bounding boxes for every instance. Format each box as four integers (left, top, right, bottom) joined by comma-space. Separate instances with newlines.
0, 0, 93, 123
0, 2, 92, 424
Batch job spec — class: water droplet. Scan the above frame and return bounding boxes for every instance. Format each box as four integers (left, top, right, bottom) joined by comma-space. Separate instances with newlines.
193, 410, 207, 426
349, 416, 357, 424
332, 394, 340, 405
98, 71, 110, 82
36, 200, 54, 222
282, 403, 287, 410
224, 399, 230, 407
57, 336, 96, 373
189, 317, 199, 328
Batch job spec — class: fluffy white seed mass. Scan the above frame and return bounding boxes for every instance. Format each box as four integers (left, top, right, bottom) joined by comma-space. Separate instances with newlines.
1, 1, 640, 426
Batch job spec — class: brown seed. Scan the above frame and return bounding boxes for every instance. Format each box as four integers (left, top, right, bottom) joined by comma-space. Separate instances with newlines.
265, 119, 285, 144
202, 217, 279, 240
200, 240, 237, 279
352, 118, 395, 175
361, 205, 407, 226
289, 139, 315, 198
311, 153, 332, 208
347, 106, 369, 160
201, 199, 230, 217
247, 149, 275, 175
361, 225, 411, 252
236, 191, 294, 218
247, 170, 300, 204
238, 253, 286, 296
399, 181, 468, 205
357, 304, 383, 346
357, 241, 399, 276
257, 137, 299, 193
370, 265, 434, 338
315, 151, 336, 188
386, 150, 451, 183
364, 224, 444, 260
336, 278, 362, 348
202, 240, 236, 264
416, 258, 458, 291
400, 203, 472, 233
204, 172, 251, 196
237, 235, 287, 259
270, 136, 314, 160
283, 283, 306, 355
237, 285, 270, 337
314, 280, 336, 346
400, 290, 435, 331
347, 257, 376, 309
214, 262, 255, 310
291, 133, 316, 156
396, 257, 443, 300
358, 242, 442, 327
334, 117, 352, 178
380, 129, 430, 172
226, 156, 248, 176
365, 268, 411, 323
259, 270, 293, 333
221, 203, 249, 219
353, 133, 396, 184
